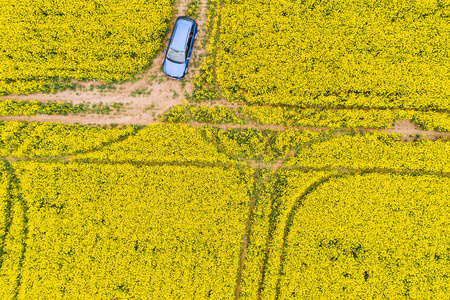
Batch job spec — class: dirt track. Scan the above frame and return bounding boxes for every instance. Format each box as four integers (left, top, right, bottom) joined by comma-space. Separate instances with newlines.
0, 0, 449, 142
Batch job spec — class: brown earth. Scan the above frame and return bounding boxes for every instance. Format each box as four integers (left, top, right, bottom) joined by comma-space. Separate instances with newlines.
377, 119, 450, 141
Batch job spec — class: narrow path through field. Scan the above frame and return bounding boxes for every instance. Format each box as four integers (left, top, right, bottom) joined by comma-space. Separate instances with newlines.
0, 162, 14, 272
234, 170, 259, 300
2, 161, 29, 300
1, 115, 448, 142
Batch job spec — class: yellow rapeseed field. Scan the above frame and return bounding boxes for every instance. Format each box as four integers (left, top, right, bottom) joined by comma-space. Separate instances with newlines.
0, 0, 172, 95
0, 162, 253, 299
217, 0, 450, 109
0, 122, 450, 299
278, 172, 450, 299
214, 0, 450, 130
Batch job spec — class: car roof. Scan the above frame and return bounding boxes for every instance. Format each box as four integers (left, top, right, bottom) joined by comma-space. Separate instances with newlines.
170, 18, 193, 52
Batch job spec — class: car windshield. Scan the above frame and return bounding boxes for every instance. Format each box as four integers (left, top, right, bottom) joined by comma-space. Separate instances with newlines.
166, 48, 185, 64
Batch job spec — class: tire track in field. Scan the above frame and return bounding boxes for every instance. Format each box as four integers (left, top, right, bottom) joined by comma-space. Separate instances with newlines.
273, 173, 351, 299
234, 169, 259, 300
2, 161, 29, 300
234, 149, 301, 299
256, 174, 285, 300
0, 123, 147, 163
0, 160, 14, 271
255, 170, 340, 300
282, 165, 450, 179
5, 157, 245, 171
59, 123, 148, 159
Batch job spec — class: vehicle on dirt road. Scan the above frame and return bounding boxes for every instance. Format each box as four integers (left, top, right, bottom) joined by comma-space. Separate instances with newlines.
163, 16, 197, 79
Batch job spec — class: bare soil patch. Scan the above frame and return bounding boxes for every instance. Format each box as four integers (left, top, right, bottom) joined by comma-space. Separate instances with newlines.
377, 120, 450, 141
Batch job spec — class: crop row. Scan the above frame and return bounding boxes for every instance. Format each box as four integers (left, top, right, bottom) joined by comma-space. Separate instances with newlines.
239, 105, 450, 132
160, 103, 450, 132
0, 121, 137, 158
0, 99, 126, 116
161, 104, 243, 124
285, 132, 450, 173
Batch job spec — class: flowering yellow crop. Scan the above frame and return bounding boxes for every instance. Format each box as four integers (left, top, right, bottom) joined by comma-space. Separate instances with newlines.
0, 121, 137, 157
277, 172, 450, 299
0, 161, 26, 300
285, 132, 450, 172
0, 0, 172, 95
0, 99, 125, 116
215, 128, 271, 161
188, 105, 244, 124
243, 170, 450, 299
0, 120, 450, 298
72, 123, 235, 164
270, 129, 323, 158
0, 161, 11, 254
239, 105, 450, 132
0, 100, 43, 116
253, 170, 338, 300
216, 0, 450, 110
7, 161, 253, 299
202, 0, 450, 131
191, 0, 221, 101
161, 104, 244, 124
239, 172, 276, 300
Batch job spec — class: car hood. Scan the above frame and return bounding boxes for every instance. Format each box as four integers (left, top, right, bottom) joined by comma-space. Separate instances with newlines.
164, 59, 185, 78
